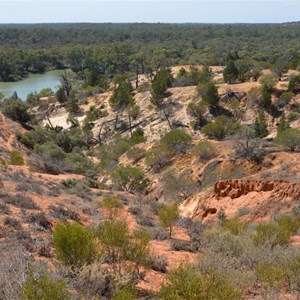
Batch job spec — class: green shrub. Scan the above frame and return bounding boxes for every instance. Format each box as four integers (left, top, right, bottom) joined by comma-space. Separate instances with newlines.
275, 128, 300, 152
112, 287, 138, 300
191, 140, 217, 161
280, 91, 294, 104
223, 218, 249, 236
259, 85, 272, 108
10, 151, 24, 165
66, 152, 99, 177
130, 127, 146, 145
287, 112, 298, 122
159, 264, 241, 300
145, 144, 172, 171
256, 263, 286, 289
21, 271, 70, 300
100, 195, 123, 219
0, 94, 32, 123
111, 164, 148, 192
202, 115, 240, 140
53, 222, 97, 266
158, 203, 179, 238
160, 129, 192, 154
252, 216, 300, 247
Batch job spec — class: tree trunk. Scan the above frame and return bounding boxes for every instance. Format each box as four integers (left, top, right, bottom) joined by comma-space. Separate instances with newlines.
162, 106, 172, 130
128, 113, 132, 137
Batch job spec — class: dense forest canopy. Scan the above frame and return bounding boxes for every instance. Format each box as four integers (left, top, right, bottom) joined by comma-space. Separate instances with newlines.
1, 23, 300, 81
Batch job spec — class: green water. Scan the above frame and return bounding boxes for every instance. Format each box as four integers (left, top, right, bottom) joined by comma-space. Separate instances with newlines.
0, 69, 66, 100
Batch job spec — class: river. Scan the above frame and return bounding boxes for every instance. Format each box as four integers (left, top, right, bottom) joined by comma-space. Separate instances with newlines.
0, 69, 66, 100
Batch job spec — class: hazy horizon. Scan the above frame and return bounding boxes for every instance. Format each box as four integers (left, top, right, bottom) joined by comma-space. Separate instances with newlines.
0, 1, 299, 24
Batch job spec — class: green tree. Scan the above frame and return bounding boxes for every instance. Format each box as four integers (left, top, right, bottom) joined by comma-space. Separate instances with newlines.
223, 60, 239, 84
275, 128, 300, 152
277, 112, 290, 133
53, 222, 97, 266
111, 165, 148, 192
157, 203, 179, 238
254, 111, 268, 138
259, 85, 272, 108
202, 115, 240, 140
202, 83, 219, 107
151, 68, 173, 129
160, 129, 192, 154
288, 75, 300, 93
0, 93, 32, 124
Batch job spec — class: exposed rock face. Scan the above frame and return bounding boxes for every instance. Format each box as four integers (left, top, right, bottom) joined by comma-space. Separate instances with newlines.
215, 179, 300, 201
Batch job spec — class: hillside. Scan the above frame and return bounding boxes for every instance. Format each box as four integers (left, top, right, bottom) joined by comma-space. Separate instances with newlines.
1, 64, 300, 299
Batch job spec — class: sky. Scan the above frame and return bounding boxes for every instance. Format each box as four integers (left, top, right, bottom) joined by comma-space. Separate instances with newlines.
0, 0, 299, 24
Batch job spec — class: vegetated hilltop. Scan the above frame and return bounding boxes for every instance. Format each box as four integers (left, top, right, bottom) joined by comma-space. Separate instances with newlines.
1, 60, 300, 299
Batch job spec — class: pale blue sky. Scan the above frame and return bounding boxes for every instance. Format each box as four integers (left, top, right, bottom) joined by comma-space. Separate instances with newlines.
0, 0, 299, 23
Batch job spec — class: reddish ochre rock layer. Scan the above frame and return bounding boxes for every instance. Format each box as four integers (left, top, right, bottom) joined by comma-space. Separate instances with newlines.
214, 179, 300, 201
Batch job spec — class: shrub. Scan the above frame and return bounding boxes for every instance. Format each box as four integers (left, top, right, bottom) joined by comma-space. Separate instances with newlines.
236, 207, 251, 217
49, 205, 80, 221
100, 195, 123, 219
256, 263, 286, 289
10, 151, 24, 165
26, 213, 52, 230
157, 203, 179, 238
3, 194, 38, 209
163, 172, 198, 201
145, 144, 172, 171
126, 146, 146, 163
159, 264, 241, 300
170, 239, 199, 252
0, 95, 32, 124
191, 140, 217, 162
280, 91, 294, 104
148, 255, 168, 273
130, 127, 146, 145
259, 74, 278, 91
287, 112, 298, 122
223, 218, 249, 236
21, 271, 70, 300
202, 83, 219, 107
111, 165, 148, 192
160, 129, 192, 154
202, 115, 240, 140
151, 227, 170, 241
252, 215, 300, 248
95, 219, 130, 267
53, 222, 97, 266
259, 85, 272, 108
112, 287, 138, 300
4, 217, 21, 230
275, 128, 300, 152
66, 152, 99, 176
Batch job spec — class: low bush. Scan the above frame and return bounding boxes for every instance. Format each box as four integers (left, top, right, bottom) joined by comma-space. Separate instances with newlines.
10, 151, 24, 165
4, 217, 21, 230
191, 140, 218, 162
202, 115, 240, 140
148, 255, 168, 273
111, 165, 148, 193
171, 239, 199, 252
53, 222, 97, 266
126, 146, 146, 163
21, 270, 70, 300
145, 144, 173, 171
48, 205, 80, 222
160, 129, 192, 154
159, 264, 241, 300
3, 194, 38, 210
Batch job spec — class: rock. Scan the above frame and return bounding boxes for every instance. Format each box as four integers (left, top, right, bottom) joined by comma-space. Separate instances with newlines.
214, 179, 300, 201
